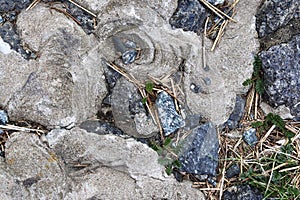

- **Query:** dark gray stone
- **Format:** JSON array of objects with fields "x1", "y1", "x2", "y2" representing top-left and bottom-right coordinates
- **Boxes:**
[
  {"x1": 259, "y1": 35, "x2": 300, "y2": 118},
  {"x1": 223, "y1": 184, "x2": 263, "y2": 200},
  {"x1": 243, "y1": 128, "x2": 257, "y2": 146},
  {"x1": 79, "y1": 120, "x2": 124, "y2": 135},
  {"x1": 0, "y1": 110, "x2": 8, "y2": 125},
  {"x1": 225, "y1": 164, "x2": 240, "y2": 179},
  {"x1": 179, "y1": 122, "x2": 219, "y2": 176},
  {"x1": 111, "y1": 77, "x2": 158, "y2": 138},
  {"x1": 0, "y1": 0, "x2": 31, "y2": 12},
  {"x1": 112, "y1": 36, "x2": 138, "y2": 65},
  {"x1": 0, "y1": 22, "x2": 36, "y2": 60},
  {"x1": 224, "y1": 95, "x2": 245, "y2": 130},
  {"x1": 207, "y1": 0, "x2": 224, "y2": 5},
  {"x1": 156, "y1": 91, "x2": 185, "y2": 136},
  {"x1": 169, "y1": 0, "x2": 208, "y2": 33},
  {"x1": 256, "y1": 0, "x2": 299, "y2": 38}
]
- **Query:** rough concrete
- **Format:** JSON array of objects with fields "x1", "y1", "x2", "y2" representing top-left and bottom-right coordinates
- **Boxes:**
[
  {"x1": 0, "y1": 129, "x2": 205, "y2": 199},
  {"x1": 3, "y1": 5, "x2": 107, "y2": 128}
]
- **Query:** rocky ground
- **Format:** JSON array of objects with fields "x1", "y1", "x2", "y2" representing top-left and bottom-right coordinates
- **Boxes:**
[{"x1": 0, "y1": 0, "x2": 299, "y2": 199}]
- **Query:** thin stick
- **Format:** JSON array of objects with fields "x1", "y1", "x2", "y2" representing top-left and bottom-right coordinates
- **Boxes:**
[
  {"x1": 279, "y1": 165, "x2": 300, "y2": 173},
  {"x1": 265, "y1": 153, "x2": 277, "y2": 196},
  {"x1": 211, "y1": 20, "x2": 228, "y2": 51},
  {"x1": 260, "y1": 124, "x2": 276, "y2": 151},
  {"x1": 67, "y1": 0, "x2": 97, "y2": 17},
  {"x1": 26, "y1": 0, "x2": 41, "y2": 11},
  {"x1": 199, "y1": 0, "x2": 237, "y2": 22},
  {"x1": 154, "y1": 106, "x2": 164, "y2": 141},
  {"x1": 254, "y1": 92, "x2": 259, "y2": 120},
  {"x1": 202, "y1": 17, "x2": 209, "y2": 69},
  {"x1": 0, "y1": 124, "x2": 45, "y2": 133},
  {"x1": 219, "y1": 143, "x2": 227, "y2": 200}
]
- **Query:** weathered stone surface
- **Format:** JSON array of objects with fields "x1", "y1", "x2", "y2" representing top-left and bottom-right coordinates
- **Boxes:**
[
  {"x1": 79, "y1": 120, "x2": 124, "y2": 135},
  {"x1": 223, "y1": 184, "x2": 263, "y2": 200},
  {"x1": 111, "y1": 77, "x2": 159, "y2": 138},
  {"x1": 243, "y1": 128, "x2": 258, "y2": 146},
  {"x1": 183, "y1": 0, "x2": 260, "y2": 124},
  {"x1": 0, "y1": 109, "x2": 8, "y2": 124},
  {"x1": 4, "y1": 5, "x2": 107, "y2": 128},
  {"x1": 0, "y1": 128, "x2": 205, "y2": 199},
  {"x1": 3, "y1": 132, "x2": 67, "y2": 199},
  {"x1": 169, "y1": 0, "x2": 208, "y2": 33},
  {"x1": 226, "y1": 164, "x2": 240, "y2": 179},
  {"x1": 156, "y1": 91, "x2": 185, "y2": 136},
  {"x1": 256, "y1": 0, "x2": 299, "y2": 38},
  {"x1": 179, "y1": 122, "x2": 219, "y2": 176},
  {"x1": 224, "y1": 95, "x2": 245, "y2": 130},
  {"x1": 259, "y1": 35, "x2": 300, "y2": 118}
]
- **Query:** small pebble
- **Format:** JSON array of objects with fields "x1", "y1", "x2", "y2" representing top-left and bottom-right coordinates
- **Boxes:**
[
  {"x1": 243, "y1": 128, "x2": 258, "y2": 146},
  {"x1": 190, "y1": 83, "x2": 202, "y2": 93},
  {"x1": 226, "y1": 164, "x2": 240, "y2": 178},
  {"x1": 0, "y1": 110, "x2": 8, "y2": 125}
]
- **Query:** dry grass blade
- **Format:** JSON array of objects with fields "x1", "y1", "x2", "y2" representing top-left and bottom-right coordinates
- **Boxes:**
[
  {"x1": 26, "y1": 0, "x2": 41, "y2": 11},
  {"x1": 67, "y1": 0, "x2": 97, "y2": 17},
  {"x1": 199, "y1": 0, "x2": 236, "y2": 22},
  {"x1": 0, "y1": 124, "x2": 45, "y2": 134},
  {"x1": 211, "y1": 19, "x2": 228, "y2": 51}
]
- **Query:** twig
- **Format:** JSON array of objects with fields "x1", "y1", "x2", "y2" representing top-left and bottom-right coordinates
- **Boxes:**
[
  {"x1": 211, "y1": 19, "x2": 228, "y2": 51},
  {"x1": 0, "y1": 124, "x2": 45, "y2": 134},
  {"x1": 202, "y1": 17, "x2": 209, "y2": 69},
  {"x1": 260, "y1": 124, "x2": 276, "y2": 151},
  {"x1": 67, "y1": 0, "x2": 97, "y2": 17},
  {"x1": 199, "y1": 0, "x2": 237, "y2": 22},
  {"x1": 254, "y1": 92, "x2": 259, "y2": 119},
  {"x1": 26, "y1": 0, "x2": 41, "y2": 11}
]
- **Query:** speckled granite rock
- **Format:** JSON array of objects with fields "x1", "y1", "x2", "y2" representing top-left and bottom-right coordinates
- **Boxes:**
[
  {"x1": 259, "y1": 35, "x2": 300, "y2": 118},
  {"x1": 256, "y1": 0, "x2": 299, "y2": 38},
  {"x1": 179, "y1": 122, "x2": 219, "y2": 177}
]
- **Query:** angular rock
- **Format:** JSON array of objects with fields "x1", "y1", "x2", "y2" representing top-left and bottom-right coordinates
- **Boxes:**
[
  {"x1": 79, "y1": 120, "x2": 124, "y2": 135},
  {"x1": 224, "y1": 95, "x2": 245, "y2": 130},
  {"x1": 169, "y1": 0, "x2": 208, "y2": 33},
  {"x1": 156, "y1": 91, "x2": 185, "y2": 136},
  {"x1": 226, "y1": 164, "x2": 240, "y2": 179},
  {"x1": 3, "y1": 132, "x2": 67, "y2": 199},
  {"x1": 0, "y1": 109, "x2": 8, "y2": 125},
  {"x1": 223, "y1": 184, "x2": 263, "y2": 200},
  {"x1": 5, "y1": 5, "x2": 107, "y2": 128},
  {"x1": 111, "y1": 77, "x2": 159, "y2": 138},
  {"x1": 0, "y1": 128, "x2": 205, "y2": 199},
  {"x1": 179, "y1": 122, "x2": 219, "y2": 176},
  {"x1": 243, "y1": 128, "x2": 257, "y2": 146},
  {"x1": 259, "y1": 35, "x2": 300, "y2": 118},
  {"x1": 256, "y1": 0, "x2": 299, "y2": 38}
]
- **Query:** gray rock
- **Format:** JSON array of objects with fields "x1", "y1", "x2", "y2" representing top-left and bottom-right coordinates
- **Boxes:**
[
  {"x1": 223, "y1": 184, "x2": 263, "y2": 200},
  {"x1": 3, "y1": 132, "x2": 67, "y2": 199},
  {"x1": 260, "y1": 35, "x2": 300, "y2": 118},
  {"x1": 111, "y1": 77, "x2": 159, "y2": 138},
  {"x1": 0, "y1": 128, "x2": 205, "y2": 199},
  {"x1": 256, "y1": 0, "x2": 299, "y2": 38},
  {"x1": 5, "y1": 5, "x2": 107, "y2": 128},
  {"x1": 156, "y1": 91, "x2": 185, "y2": 136},
  {"x1": 179, "y1": 122, "x2": 219, "y2": 176},
  {"x1": 79, "y1": 120, "x2": 124, "y2": 135},
  {"x1": 226, "y1": 164, "x2": 240, "y2": 179},
  {"x1": 243, "y1": 128, "x2": 258, "y2": 146},
  {"x1": 0, "y1": 109, "x2": 8, "y2": 124},
  {"x1": 224, "y1": 95, "x2": 245, "y2": 130},
  {"x1": 169, "y1": 0, "x2": 208, "y2": 33}
]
